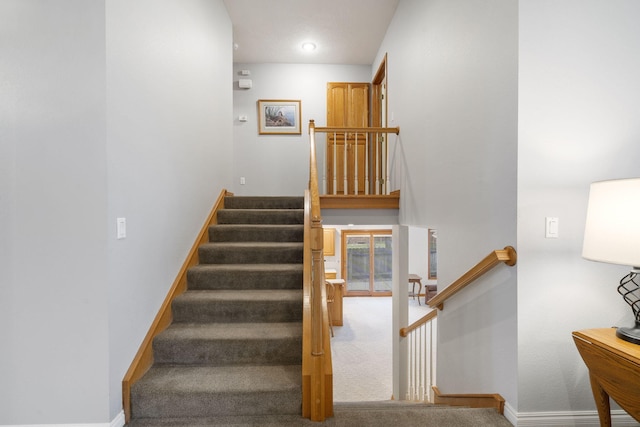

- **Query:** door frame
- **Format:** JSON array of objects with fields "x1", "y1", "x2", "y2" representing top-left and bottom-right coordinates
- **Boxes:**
[
  {"x1": 371, "y1": 54, "x2": 388, "y2": 194},
  {"x1": 372, "y1": 53, "x2": 387, "y2": 128},
  {"x1": 341, "y1": 229, "x2": 393, "y2": 297}
]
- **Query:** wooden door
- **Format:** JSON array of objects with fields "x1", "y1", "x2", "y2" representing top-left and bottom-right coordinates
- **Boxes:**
[{"x1": 326, "y1": 82, "x2": 370, "y2": 194}]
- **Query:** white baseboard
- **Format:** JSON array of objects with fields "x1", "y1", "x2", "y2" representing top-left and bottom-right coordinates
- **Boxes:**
[
  {"x1": 1, "y1": 411, "x2": 125, "y2": 427},
  {"x1": 504, "y1": 402, "x2": 518, "y2": 425},
  {"x1": 514, "y1": 409, "x2": 638, "y2": 426},
  {"x1": 110, "y1": 411, "x2": 125, "y2": 427}
]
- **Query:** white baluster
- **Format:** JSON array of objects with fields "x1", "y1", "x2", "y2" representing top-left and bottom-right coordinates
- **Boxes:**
[{"x1": 354, "y1": 133, "x2": 358, "y2": 195}]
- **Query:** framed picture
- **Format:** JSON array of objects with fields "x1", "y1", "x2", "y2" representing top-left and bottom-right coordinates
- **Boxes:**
[
  {"x1": 257, "y1": 99, "x2": 301, "y2": 135},
  {"x1": 428, "y1": 228, "x2": 437, "y2": 280}
]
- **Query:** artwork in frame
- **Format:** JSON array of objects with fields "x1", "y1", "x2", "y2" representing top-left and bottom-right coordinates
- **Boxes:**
[
  {"x1": 257, "y1": 99, "x2": 302, "y2": 135},
  {"x1": 428, "y1": 228, "x2": 437, "y2": 280}
]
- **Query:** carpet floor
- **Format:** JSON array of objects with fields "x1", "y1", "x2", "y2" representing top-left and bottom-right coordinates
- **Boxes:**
[
  {"x1": 332, "y1": 296, "x2": 432, "y2": 402},
  {"x1": 127, "y1": 401, "x2": 512, "y2": 426}
]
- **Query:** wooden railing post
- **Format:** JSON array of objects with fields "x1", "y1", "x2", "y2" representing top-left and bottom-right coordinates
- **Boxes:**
[
  {"x1": 310, "y1": 219, "x2": 325, "y2": 419},
  {"x1": 303, "y1": 120, "x2": 333, "y2": 421}
]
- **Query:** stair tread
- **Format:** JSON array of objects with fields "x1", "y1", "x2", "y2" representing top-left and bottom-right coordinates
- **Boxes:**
[
  {"x1": 210, "y1": 224, "x2": 304, "y2": 229},
  {"x1": 223, "y1": 196, "x2": 304, "y2": 210},
  {"x1": 135, "y1": 365, "x2": 302, "y2": 393},
  {"x1": 221, "y1": 208, "x2": 303, "y2": 212},
  {"x1": 188, "y1": 264, "x2": 302, "y2": 272},
  {"x1": 177, "y1": 289, "x2": 302, "y2": 302},
  {"x1": 158, "y1": 322, "x2": 302, "y2": 340},
  {"x1": 200, "y1": 242, "x2": 303, "y2": 248}
]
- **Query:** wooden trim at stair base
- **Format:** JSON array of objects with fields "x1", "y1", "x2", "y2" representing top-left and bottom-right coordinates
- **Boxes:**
[
  {"x1": 433, "y1": 386, "x2": 505, "y2": 415},
  {"x1": 319, "y1": 193, "x2": 399, "y2": 209},
  {"x1": 121, "y1": 189, "x2": 232, "y2": 424}
]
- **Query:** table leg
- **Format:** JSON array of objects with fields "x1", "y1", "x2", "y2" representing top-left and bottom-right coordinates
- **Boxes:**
[{"x1": 589, "y1": 373, "x2": 612, "y2": 427}]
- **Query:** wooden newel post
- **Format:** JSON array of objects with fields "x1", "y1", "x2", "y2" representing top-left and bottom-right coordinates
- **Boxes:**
[
  {"x1": 311, "y1": 218, "x2": 324, "y2": 356},
  {"x1": 310, "y1": 216, "x2": 326, "y2": 419},
  {"x1": 306, "y1": 118, "x2": 331, "y2": 421}
]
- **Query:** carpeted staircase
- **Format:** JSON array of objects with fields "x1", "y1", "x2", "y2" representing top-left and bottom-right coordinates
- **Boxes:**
[
  {"x1": 128, "y1": 196, "x2": 305, "y2": 425},
  {"x1": 126, "y1": 195, "x2": 514, "y2": 426}
]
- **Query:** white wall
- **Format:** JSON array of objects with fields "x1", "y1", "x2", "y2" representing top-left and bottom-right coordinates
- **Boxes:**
[
  {"x1": 0, "y1": 0, "x2": 232, "y2": 424},
  {"x1": 231, "y1": 63, "x2": 371, "y2": 196},
  {"x1": 0, "y1": 1, "x2": 109, "y2": 423},
  {"x1": 518, "y1": 0, "x2": 640, "y2": 416},
  {"x1": 374, "y1": 0, "x2": 518, "y2": 408},
  {"x1": 106, "y1": 0, "x2": 232, "y2": 420},
  {"x1": 408, "y1": 226, "x2": 432, "y2": 286}
]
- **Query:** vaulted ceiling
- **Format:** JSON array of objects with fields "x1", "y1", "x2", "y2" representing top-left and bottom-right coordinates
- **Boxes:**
[{"x1": 223, "y1": 0, "x2": 399, "y2": 65}]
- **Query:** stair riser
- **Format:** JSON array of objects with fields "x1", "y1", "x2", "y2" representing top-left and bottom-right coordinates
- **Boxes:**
[
  {"x1": 209, "y1": 225, "x2": 303, "y2": 242},
  {"x1": 224, "y1": 196, "x2": 304, "y2": 210},
  {"x1": 217, "y1": 210, "x2": 304, "y2": 225},
  {"x1": 198, "y1": 246, "x2": 303, "y2": 264},
  {"x1": 172, "y1": 300, "x2": 302, "y2": 323},
  {"x1": 153, "y1": 337, "x2": 302, "y2": 366},
  {"x1": 187, "y1": 269, "x2": 303, "y2": 290},
  {"x1": 131, "y1": 390, "x2": 301, "y2": 418}
]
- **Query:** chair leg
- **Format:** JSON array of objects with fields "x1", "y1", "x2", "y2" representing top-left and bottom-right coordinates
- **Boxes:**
[{"x1": 328, "y1": 303, "x2": 334, "y2": 337}]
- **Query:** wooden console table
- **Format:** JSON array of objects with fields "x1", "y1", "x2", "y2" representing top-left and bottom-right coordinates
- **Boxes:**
[
  {"x1": 408, "y1": 274, "x2": 422, "y2": 305},
  {"x1": 326, "y1": 279, "x2": 344, "y2": 326},
  {"x1": 572, "y1": 328, "x2": 640, "y2": 426}
]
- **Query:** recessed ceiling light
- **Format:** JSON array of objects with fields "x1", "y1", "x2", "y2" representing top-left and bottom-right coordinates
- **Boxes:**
[{"x1": 302, "y1": 42, "x2": 316, "y2": 52}]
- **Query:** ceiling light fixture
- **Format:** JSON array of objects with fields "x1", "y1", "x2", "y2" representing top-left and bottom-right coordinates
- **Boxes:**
[{"x1": 302, "y1": 42, "x2": 316, "y2": 52}]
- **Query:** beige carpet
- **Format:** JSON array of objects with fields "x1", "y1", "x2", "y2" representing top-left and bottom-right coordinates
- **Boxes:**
[{"x1": 331, "y1": 296, "x2": 433, "y2": 402}]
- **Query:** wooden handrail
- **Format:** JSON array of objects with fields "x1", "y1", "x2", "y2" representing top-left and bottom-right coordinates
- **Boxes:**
[
  {"x1": 122, "y1": 189, "x2": 231, "y2": 424},
  {"x1": 427, "y1": 246, "x2": 517, "y2": 311},
  {"x1": 400, "y1": 309, "x2": 438, "y2": 337},
  {"x1": 313, "y1": 125, "x2": 400, "y2": 134}
]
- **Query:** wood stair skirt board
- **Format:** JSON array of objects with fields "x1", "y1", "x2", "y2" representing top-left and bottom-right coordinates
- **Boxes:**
[
  {"x1": 433, "y1": 386, "x2": 505, "y2": 415},
  {"x1": 123, "y1": 191, "x2": 305, "y2": 424}
]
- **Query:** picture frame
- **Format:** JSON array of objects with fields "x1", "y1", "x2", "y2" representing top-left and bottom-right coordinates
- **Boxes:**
[
  {"x1": 428, "y1": 228, "x2": 437, "y2": 280},
  {"x1": 257, "y1": 99, "x2": 302, "y2": 135}
]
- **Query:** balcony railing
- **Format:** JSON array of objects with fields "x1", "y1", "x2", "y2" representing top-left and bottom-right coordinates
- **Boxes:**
[{"x1": 309, "y1": 120, "x2": 400, "y2": 196}]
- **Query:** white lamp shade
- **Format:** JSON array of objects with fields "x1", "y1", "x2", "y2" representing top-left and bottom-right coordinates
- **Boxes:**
[{"x1": 582, "y1": 178, "x2": 640, "y2": 267}]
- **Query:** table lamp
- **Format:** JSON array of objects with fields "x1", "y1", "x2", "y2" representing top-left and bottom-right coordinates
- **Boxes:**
[{"x1": 582, "y1": 178, "x2": 640, "y2": 344}]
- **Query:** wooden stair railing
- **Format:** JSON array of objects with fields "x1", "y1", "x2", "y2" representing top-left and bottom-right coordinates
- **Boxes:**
[
  {"x1": 310, "y1": 120, "x2": 400, "y2": 196},
  {"x1": 400, "y1": 310, "x2": 438, "y2": 402},
  {"x1": 121, "y1": 189, "x2": 232, "y2": 424},
  {"x1": 398, "y1": 246, "x2": 517, "y2": 410},
  {"x1": 302, "y1": 121, "x2": 333, "y2": 421},
  {"x1": 400, "y1": 309, "x2": 438, "y2": 338},
  {"x1": 428, "y1": 246, "x2": 517, "y2": 311}
]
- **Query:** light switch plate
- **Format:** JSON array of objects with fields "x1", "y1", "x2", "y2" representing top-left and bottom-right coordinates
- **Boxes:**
[
  {"x1": 545, "y1": 217, "x2": 559, "y2": 238},
  {"x1": 117, "y1": 217, "x2": 126, "y2": 239}
]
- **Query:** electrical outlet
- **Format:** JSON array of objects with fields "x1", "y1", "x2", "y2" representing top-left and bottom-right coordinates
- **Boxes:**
[{"x1": 240, "y1": 177, "x2": 246, "y2": 185}]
